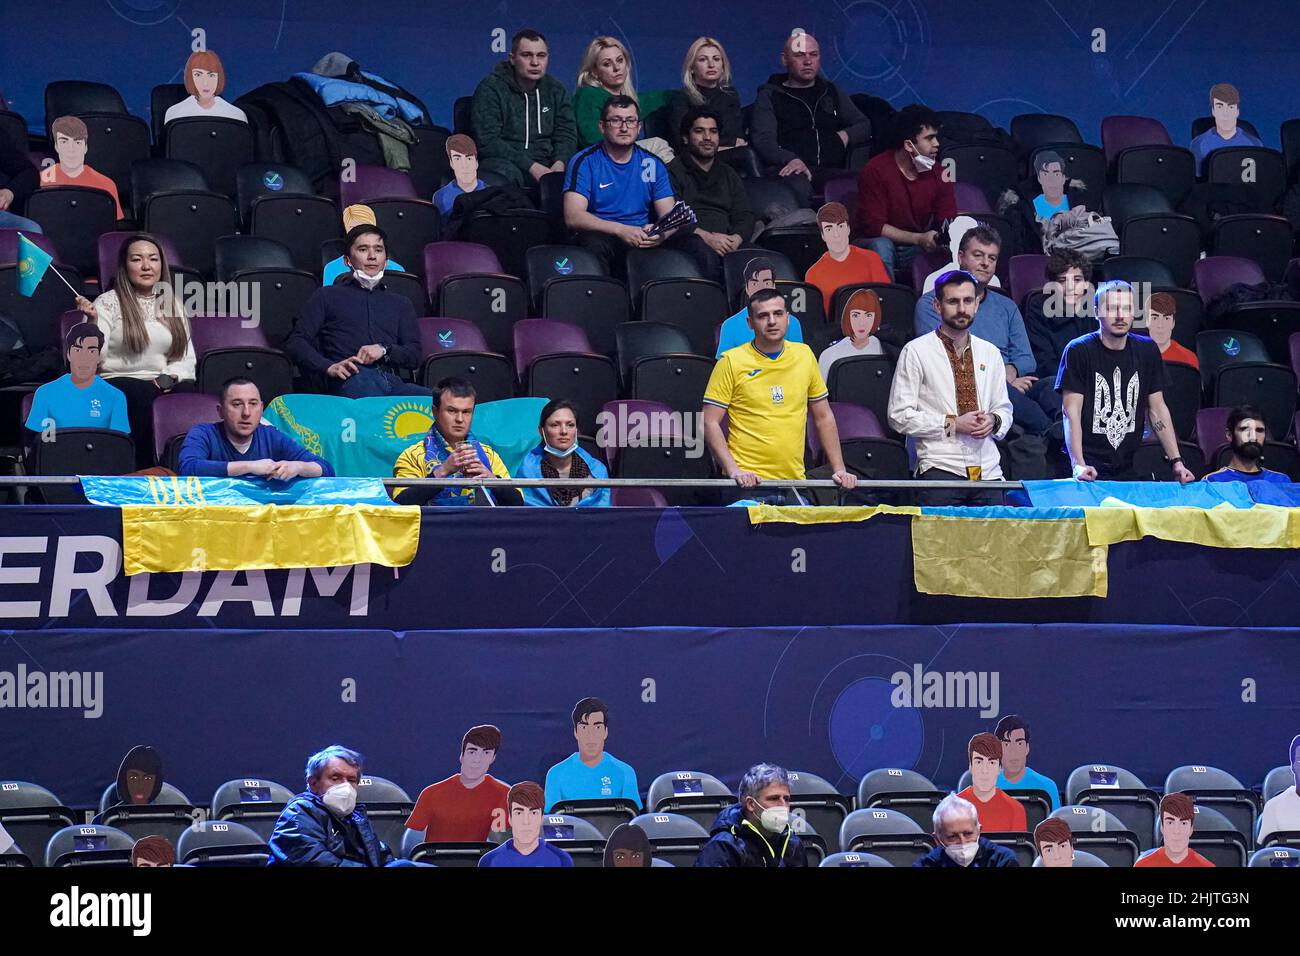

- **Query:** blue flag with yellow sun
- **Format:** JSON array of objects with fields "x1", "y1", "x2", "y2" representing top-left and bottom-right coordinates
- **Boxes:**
[
  {"x1": 16, "y1": 232, "x2": 53, "y2": 297},
  {"x1": 262, "y1": 394, "x2": 548, "y2": 477}
]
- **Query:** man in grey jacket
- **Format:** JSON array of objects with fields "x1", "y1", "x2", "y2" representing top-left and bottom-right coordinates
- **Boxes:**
[{"x1": 750, "y1": 31, "x2": 870, "y2": 204}]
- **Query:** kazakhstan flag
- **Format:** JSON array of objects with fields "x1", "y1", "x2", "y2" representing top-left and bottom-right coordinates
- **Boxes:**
[{"x1": 16, "y1": 232, "x2": 53, "y2": 298}]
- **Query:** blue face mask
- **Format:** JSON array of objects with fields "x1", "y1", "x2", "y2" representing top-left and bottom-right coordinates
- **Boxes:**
[{"x1": 544, "y1": 442, "x2": 576, "y2": 458}]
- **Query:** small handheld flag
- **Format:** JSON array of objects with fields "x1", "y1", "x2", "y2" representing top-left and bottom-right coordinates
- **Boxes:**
[{"x1": 16, "y1": 232, "x2": 78, "y2": 298}]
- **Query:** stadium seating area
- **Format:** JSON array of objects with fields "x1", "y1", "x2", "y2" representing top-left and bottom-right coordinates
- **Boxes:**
[
  {"x1": 3, "y1": 759, "x2": 1295, "y2": 867},
  {"x1": 6, "y1": 76, "x2": 1300, "y2": 487}
]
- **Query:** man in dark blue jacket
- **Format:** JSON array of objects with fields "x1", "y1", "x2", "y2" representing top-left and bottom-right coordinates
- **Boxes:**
[
  {"x1": 695, "y1": 763, "x2": 806, "y2": 867},
  {"x1": 914, "y1": 793, "x2": 1019, "y2": 868},
  {"x1": 286, "y1": 225, "x2": 428, "y2": 398},
  {"x1": 268, "y1": 744, "x2": 415, "y2": 866}
]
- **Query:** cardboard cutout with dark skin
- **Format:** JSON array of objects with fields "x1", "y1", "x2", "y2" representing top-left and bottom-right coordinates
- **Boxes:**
[
  {"x1": 116, "y1": 744, "x2": 164, "y2": 807},
  {"x1": 603, "y1": 822, "x2": 653, "y2": 867}
]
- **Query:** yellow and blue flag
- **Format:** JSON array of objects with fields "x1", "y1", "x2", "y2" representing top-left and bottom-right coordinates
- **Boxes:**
[{"x1": 16, "y1": 232, "x2": 52, "y2": 298}]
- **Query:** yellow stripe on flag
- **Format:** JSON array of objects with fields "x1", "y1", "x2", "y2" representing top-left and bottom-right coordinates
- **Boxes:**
[
  {"x1": 120, "y1": 504, "x2": 422, "y2": 575},
  {"x1": 911, "y1": 514, "x2": 1108, "y2": 599},
  {"x1": 747, "y1": 504, "x2": 920, "y2": 525},
  {"x1": 1083, "y1": 505, "x2": 1300, "y2": 550}
]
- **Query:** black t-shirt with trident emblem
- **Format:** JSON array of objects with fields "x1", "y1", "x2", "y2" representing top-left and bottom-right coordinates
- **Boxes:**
[{"x1": 1055, "y1": 331, "x2": 1168, "y2": 476}]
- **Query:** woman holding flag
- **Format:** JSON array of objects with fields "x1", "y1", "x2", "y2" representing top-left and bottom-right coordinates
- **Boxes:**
[{"x1": 74, "y1": 233, "x2": 195, "y2": 468}]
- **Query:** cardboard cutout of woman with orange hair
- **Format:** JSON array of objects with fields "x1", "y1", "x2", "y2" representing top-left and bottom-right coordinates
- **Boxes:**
[
  {"x1": 164, "y1": 49, "x2": 248, "y2": 125},
  {"x1": 817, "y1": 287, "x2": 883, "y2": 381}
]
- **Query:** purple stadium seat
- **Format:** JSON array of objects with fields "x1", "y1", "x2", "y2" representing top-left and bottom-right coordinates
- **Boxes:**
[
  {"x1": 58, "y1": 309, "x2": 81, "y2": 346},
  {"x1": 1009, "y1": 254, "x2": 1049, "y2": 306},
  {"x1": 151, "y1": 391, "x2": 219, "y2": 466},
  {"x1": 20, "y1": 391, "x2": 33, "y2": 423},
  {"x1": 339, "y1": 164, "x2": 418, "y2": 208},
  {"x1": 1100, "y1": 115, "x2": 1173, "y2": 165},
  {"x1": 0, "y1": 228, "x2": 59, "y2": 264},
  {"x1": 417, "y1": 317, "x2": 491, "y2": 358},
  {"x1": 807, "y1": 401, "x2": 885, "y2": 462},
  {"x1": 954, "y1": 181, "x2": 992, "y2": 213},
  {"x1": 611, "y1": 486, "x2": 668, "y2": 507},
  {"x1": 598, "y1": 398, "x2": 677, "y2": 470},
  {"x1": 188, "y1": 314, "x2": 273, "y2": 355},
  {"x1": 1193, "y1": 256, "x2": 1267, "y2": 306},
  {"x1": 1290, "y1": 332, "x2": 1300, "y2": 383},
  {"x1": 1196, "y1": 407, "x2": 1232, "y2": 465},
  {"x1": 909, "y1": 248, "x2": 950, "y2": 291},
  {"x1": 98, "y1": 231, "x2": 185, "y2": 289},
  {"x1": 512, "y1": 318, "x2": 595, "y2": 380},
  {"x1": 422, "y1": 241, "x2": 504, "y2": 300},
  {"x1": 823, "y1": 174, "x2": 859, "y2": 218}
]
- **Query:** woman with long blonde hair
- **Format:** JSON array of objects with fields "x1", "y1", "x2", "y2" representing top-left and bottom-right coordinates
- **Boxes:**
[
  {"x1": 573, "y1": 36, "x2": 639, "y2": 147},
  {"x1": 74, "y1": 233, "x2": 195, "y2": 467},
  {"x1": 668, "y1": 37, "x2": 744, "y2": 149}
]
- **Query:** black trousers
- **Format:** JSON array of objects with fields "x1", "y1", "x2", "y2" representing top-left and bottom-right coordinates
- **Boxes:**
[
  {"x1": 917, "y1": 467, "x2": 1006, "y2": 507},
  {"x1": 107, "y1": 377, "x2": 194, "y2": 470},
  {"x1": 573, "y1": 229, "x2": 723, "y2": 283}
]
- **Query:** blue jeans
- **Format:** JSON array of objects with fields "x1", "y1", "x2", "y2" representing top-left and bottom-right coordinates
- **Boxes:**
[
  {"x1": 334, "y1": 366, "x2": 431, "y2": 399},
  {"x1": 856, "y1": 236, "x2": 916, "y2": 283},
  {"x1": 0, "y1": 210, "x2": 42, "y2": 233},
  {"x1": 1009, "y1": 378, "x2": 1061, "y2": 436}
]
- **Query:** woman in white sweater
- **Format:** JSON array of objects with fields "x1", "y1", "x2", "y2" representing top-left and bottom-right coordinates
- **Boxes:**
[{"x1": 75, "y1": 234, "x2": 195, "y2": 467}]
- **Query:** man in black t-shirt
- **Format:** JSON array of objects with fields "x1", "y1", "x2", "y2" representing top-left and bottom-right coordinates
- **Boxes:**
[{"x1": 1055, "y1": 280, "x2": 1195, "y2": 483}]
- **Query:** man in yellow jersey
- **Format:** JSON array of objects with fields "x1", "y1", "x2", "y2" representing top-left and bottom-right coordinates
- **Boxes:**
[{"x1": 702, "y1": 287, "x2": 857, "y2": 503}]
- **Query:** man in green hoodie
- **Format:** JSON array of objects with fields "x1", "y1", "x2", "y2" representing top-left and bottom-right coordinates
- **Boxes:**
[{"x1": 471, "y1": 29, "x2": 578, "y2": 188}]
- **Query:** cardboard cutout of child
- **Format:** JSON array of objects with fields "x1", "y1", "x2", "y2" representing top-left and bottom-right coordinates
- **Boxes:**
[
  {"x1": 1190, "y1": 83, "x2": 1262, "y2": 175},
  {"x1": 40, "y1": 115, "x2": 123, "y2": 219},
  {"x1": 434, "y1": 134, "x2": 487, "y2": 216},
  {"x1": 817, "y1": 287, "x2": 883, "y2": 381},
  {"x1": 165, "y1": 49, "x2": 248, "y2": 125},
  {"x1": 405, "y1": 724, "x2": 511, "y2": 843},
  {"x1": 804, "y1": 201, "x2": 889, "y2": 312},
  {"x1": 957, "y1": 733, "x2": 1027, "y2": 832}
]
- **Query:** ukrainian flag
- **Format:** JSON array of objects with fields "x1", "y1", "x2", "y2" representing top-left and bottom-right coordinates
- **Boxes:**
[{"x1": 16, "y1": 233, "x2": 52, "y2": 298}]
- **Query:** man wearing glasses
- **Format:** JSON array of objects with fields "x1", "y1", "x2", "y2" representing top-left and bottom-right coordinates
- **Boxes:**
[{"x1": 563, "y1": 95, "x2": 685, "y2": 276}]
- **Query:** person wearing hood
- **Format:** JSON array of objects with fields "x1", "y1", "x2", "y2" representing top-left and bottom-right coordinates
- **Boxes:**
[
  {"x1": 518, "y1": 399, "x2": 610, "y2": 507},
  {"x1": 749, "y1": 31, "x2": 869, "y2": 204},
  {"x1": 914, "y1": 793, "x2": 1019, "y2": 868},
  {"x1": 268, "y1": 745, "x2": 417, "y2": 866},
  {"x1": 695, "y1": 763, "x2": 806, "y2": 867},
  {"x1": 470, "y1": 29, "x2": 577, "y2": 189}
]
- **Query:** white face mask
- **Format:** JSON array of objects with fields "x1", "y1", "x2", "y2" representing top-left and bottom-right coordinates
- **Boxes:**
[
  {"x1": 908, "y1": 146, "x2": 936, "y2": 173},
  {"x1": 544, "y1": 442, "x2": 576, "y2": 457},
  {"x1": 944, "y1": 840, "x2": 979, "y2": 866},
  {"x1": 352, "y1": 269, "x2": 383, "y2": 289},
  {"x1": 758, "y1": 806, "x2": 790, "y2": 833},
  {"x1": 322, "y1": 782, "x2": 357, "y2": 817}
]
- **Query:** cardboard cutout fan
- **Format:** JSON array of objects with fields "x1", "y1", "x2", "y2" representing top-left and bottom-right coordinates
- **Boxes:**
[
  {"x1": 1137, "y1": 793, "x2": 1215, "y2": 867},
  {"x1": 1033, "y1": 818, "x2": 1075, "y2": 867},
  {"x1": 1190, "y1": 83, "x2": 1262, "y2": 174},
  {"x1": 957, "y1": 733, "x2": 1027, "y2": 832},
  {"x1": 116, "y1": 744, "x2": 164, "y2": 807},
  {"x1": 1140, "y1": 291, "x2": 1199, "y2": 369},
  {"x1": 993, "y1": 714, "x2": 1061, "y2": 810},
  {"x1": 405, "y1": 723, "x2": 510, "y2": 843},
  {"x1": 543, "y1": 697, "x2": 641, "y2": 810},
  {"x1": 603, "y1": 822, "x2": 652, "y2": 867},
  {"x1": 131, "y1": 835, "x2": 175, "y2": 867},
  {"x1": 817, "y1": 286, "x2": 883, "y2": 382},
  {"x1": 1258, "y1": 733, "x2": 1300, "y2": 844},
  {"x1": 434, "y1": 134, "x2": 487, "y2": 216},
  {"x1": 40, "y1": 115, "x2": 124, "y2": 220},
  {"x1": 805, "y1": 201, "x2": 889, "y2": 312},
  {"x1": 1031, "y1": 150, "x2": 1071, "y2": 222},
  {"x1": 165, "y1": 49, "x2": 248, "y2": 125}
]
